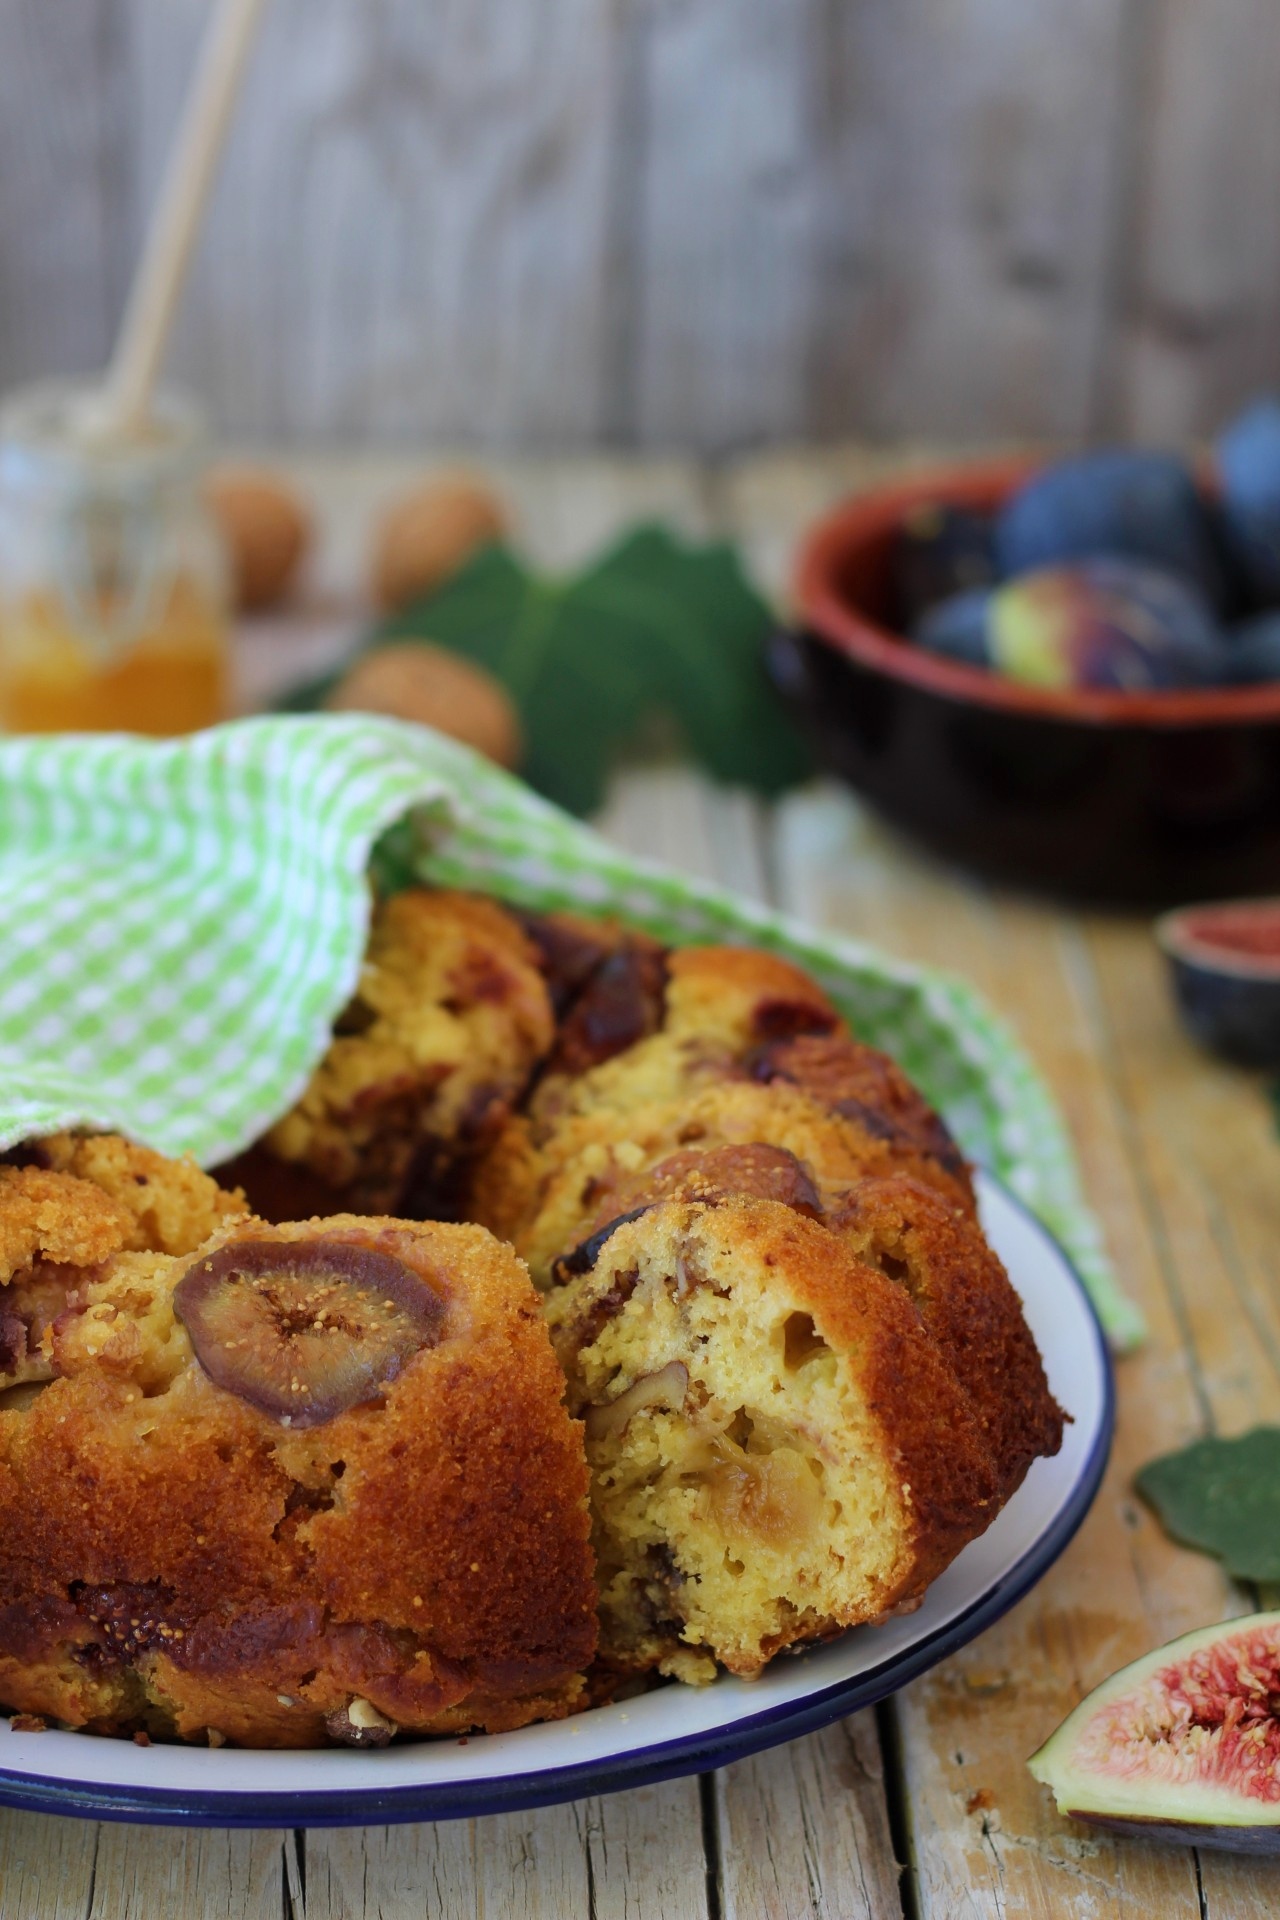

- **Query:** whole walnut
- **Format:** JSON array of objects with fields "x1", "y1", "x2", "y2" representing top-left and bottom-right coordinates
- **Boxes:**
[
  {"x1": 325, "y1": 642, "x2": 522, "y2": 769},
  {"x1": 206, "y1": 467, "x2": 311, "y2": 612},
  {"x1": 371, "y1": 476, "x2": 507, "y2": 612}
]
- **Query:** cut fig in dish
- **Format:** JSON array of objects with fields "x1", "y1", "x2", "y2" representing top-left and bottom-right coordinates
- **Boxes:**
[
  {"x1": 1029, "y1": 1612, "x2": 1280, "y2": 1853},
  {"x1": 174, "y1": 1238, "x2": 445, "y2": 1427},
  {"x1": 1156, "y1": 898, "x2": 1280, "y2": 1067}
]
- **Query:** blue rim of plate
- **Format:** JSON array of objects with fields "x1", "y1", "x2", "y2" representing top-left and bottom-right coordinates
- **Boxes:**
[{"x1": 0, "y1": 1176, "x2": 1114, "y2": 1828}]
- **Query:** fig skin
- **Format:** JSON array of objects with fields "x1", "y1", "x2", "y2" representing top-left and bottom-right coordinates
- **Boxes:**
[
  {"x1": 1029, "y1": 1610, "x2": 1280, "y2": 1852},
  {"x1": 1216, "y1": 396, "x2": 1280, "y2": 606},
  {"x1": 994, "y1": 449, "x2": 1230, "y2": 611},
  {"x1": 174, "y1": 1236, "x2": 445, "y2": 1427}
]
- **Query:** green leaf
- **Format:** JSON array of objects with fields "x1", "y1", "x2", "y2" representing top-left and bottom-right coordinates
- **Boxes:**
[
  {"x1": 283, "y1": 527, "x2": 813, "y2": 815},
  {"x1": 1136, "y1": 1429, "x2": 1280, "y2": 1583},
  {"x1": 574, "y1": 528, "x2": 813, "y2": 796}
]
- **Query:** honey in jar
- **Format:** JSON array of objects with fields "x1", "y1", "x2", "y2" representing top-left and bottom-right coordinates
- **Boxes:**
[{"x1": 0, "y1": 382, "x2": 229, "y2": 735}]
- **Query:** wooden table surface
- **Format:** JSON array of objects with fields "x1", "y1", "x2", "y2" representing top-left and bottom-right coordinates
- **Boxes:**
[{"x1": 3, "y1": 448, "x2": 1278, "y2": 1918}]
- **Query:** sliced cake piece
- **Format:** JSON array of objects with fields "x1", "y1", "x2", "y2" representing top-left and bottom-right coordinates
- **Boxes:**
[{"x1": 544, "y1": 1191, "x2": 1026, "y2": 1682}]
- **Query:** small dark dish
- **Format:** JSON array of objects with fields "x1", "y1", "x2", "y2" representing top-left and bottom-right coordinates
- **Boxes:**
[
  {"x1": 1156, "y1": 898, "x2": 1280, "y2": 1067},
  {"x1": 777, "y1": 458, "x2": 1280, "y2": 904}
]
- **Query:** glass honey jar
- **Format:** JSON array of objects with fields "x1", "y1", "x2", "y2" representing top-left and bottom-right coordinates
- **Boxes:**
[{"x1": 0, "y1": 381, "x2": 230, "y2": 735}]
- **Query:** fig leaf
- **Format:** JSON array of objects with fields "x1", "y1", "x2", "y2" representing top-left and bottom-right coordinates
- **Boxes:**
[
  {"x1": 282, "y1": 528, "x2": 813, "y2": 816},
  {"x1": 1136, "y1": 1428, "x2": 1280, "y2": 1583}
]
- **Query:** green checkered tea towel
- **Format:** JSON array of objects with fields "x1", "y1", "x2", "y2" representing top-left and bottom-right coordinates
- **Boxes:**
[{"x1": 0, "y1": 714, "x2": 1140, "y2": 1347}]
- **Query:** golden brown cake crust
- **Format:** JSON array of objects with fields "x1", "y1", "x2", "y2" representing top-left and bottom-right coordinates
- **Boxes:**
[
  {"x1": 34, "y1": 1131, "x2": 249, "y2": 1253},
  {"x1": 0, "y1": 1165, "x2": 134, "y2": 1283},
  {"x1": 243, "y1": 889, "x2": 554, "y2": 1217},
  {"x1": 746, "y1": 1034, "x2": 974, "y2": 1208},
  {"x1": 823, "y1": 1175, "x2": 1064, "y2": 1499},
  {"x1": 0, "y1": 1181, "x2": 596, "y2": 1746}
]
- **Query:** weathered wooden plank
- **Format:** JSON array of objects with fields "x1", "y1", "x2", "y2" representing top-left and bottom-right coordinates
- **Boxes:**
[
  {"x1": 634, "y1": 0, "x2": 1132, "y2": 449},
  {"x1": 579, "y1": 1784, "x2": 712, "y2": 1920},
  {"x1": 84, "y1": 1823, "x2": 288, "y2": 1920},
  {"x1": 0, "y1": 1808, "x2": 99, "y2": 1920},
  {"x1": 119, "y1": 0, "x2": 622, "y2": 445},
  {"x1": 822, "y1": 0, "x2": 1135, "y2": 448},
  {"x1": 598, "y1": 763, "x2": 772, "y2": 916},
  {"x1": 629, "y1": 0, "x2": 832, "y2": 450},
  {"x1": 1084, "y1": 919, "x2": 1280, "y2": 1434},
  {"x1": 1100, "y1": 0, "x2": 1280, "y2": 441},
  {"x1": 303, "y1": 1812, "x2": 590, "y2": 1920},
  {"x1": 6, "y1": 3, "x2": 1280, "y2": 450},
  {"x1": 303, "y1": 1786, "x2": 711, "y2": 1920},
  {"x1": 713, "y1": 1711, "x2": 903, "y2": 1920},
  {"x1": 0, "y1": 0, "x2": 123, "y2": 388}
]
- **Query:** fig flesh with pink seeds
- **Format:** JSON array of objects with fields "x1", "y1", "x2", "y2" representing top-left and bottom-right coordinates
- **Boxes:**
[
  {"x1": 174, "y1": 1237, "x2": 445, "y2": 1427},
  {"x1": 1029, "y1": 1612, "x2": 1280, "y2": 1853}
]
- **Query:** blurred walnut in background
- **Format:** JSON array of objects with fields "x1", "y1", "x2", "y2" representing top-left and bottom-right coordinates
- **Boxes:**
[
  {"x1": 371, "y1": 475, "x2": 508, "y2": 612},
  {"x1": 206, "y1": 466, "x2": 312, "y2": 612},
  {"x1": 326, "y1": 642, "x2": 522, "y2": 769}
]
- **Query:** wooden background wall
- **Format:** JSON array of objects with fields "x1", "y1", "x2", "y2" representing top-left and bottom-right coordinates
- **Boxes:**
[{"x1": 2, "y1": 0, "x2": 1279, "y2": 453}]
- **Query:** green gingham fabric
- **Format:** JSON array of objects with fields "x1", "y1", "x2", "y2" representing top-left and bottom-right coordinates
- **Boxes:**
[{"x1": 0, "y1": 714, "x2": 1141, "y2": 1348}]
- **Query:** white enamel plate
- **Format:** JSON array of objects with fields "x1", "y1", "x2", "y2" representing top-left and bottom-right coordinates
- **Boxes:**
[{"x1": 0, "y1": 1173, "x2": 1113, "y2": 1827}]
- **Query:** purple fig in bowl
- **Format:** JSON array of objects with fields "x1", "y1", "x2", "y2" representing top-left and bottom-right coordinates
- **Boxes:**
[
  {"x1": 911, "y1": 587, "x2": 992, "y2": 668},
  {"x1": 994, "y1": 448, "x2": 1231, "y2": 611},
  {"x1": 915, "y1": 558, "x2": 1223, "y2": 692},
  {"x1": 1029, "y1": 1612, "x2": 1280, "y2": 1852},
  {"x1": 1216, "y1": 396, "x2": 1280, "y2": 606}
]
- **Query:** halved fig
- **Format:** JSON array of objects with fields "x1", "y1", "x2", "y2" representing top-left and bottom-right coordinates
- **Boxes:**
[
  {"x1": 174, "y1": 1238, "x2": 445, "y2": 1427},
  {"x1": 1029, "y1": 1611, "x2": 1280, "y2": 1852}
]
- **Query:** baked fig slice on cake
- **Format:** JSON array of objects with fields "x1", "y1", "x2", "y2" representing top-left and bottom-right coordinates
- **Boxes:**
[{"x1": 1029, "y1": 1612, "x2": 1280, "y2": 1853}]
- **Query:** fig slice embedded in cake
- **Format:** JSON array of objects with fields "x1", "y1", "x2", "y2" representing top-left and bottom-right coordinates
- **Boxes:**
[{"x1": 174, "y1": 1237, "x2": 445, "y2": 1426}]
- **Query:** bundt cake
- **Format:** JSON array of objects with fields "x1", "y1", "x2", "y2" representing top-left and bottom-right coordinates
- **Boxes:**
[
  {"x1": 1, "y1": 886, "x2": 1065, "y2": 1735},
  {"x1": 0, "y1": 1147, "x2": 595, "y2": 1745}
]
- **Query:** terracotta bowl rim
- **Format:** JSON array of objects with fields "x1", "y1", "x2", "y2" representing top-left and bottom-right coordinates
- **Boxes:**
[{"x1": 791, "y1": 453, "x2": 1280, "y2": 730}]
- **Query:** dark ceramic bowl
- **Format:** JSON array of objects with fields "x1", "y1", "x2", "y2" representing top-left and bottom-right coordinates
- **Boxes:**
[
  {"x1": 777, "y1": 457, "x2": 1280, "y2": 905},
  {"x1": 1156, "y1": 898, "x2": 1280, "y2": 1067}
]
